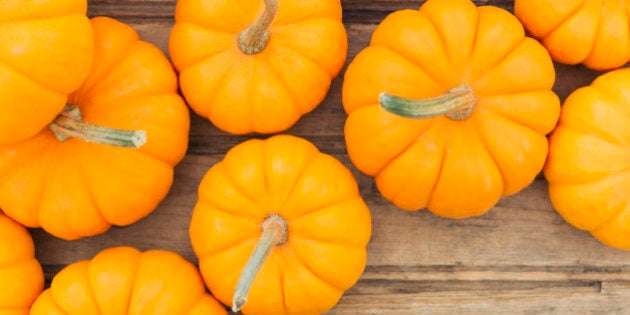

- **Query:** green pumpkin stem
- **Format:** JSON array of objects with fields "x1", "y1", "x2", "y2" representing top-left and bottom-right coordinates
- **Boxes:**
[
  {"x1": 48, "y1": 105, "x2": 146, "y2": 148},
  {"x1": 379, "y1": 84, "x2": 476, "y2": 120},
  {"x1": 238, "y1": 0, "x2": 279, "y2": 54},
  {"x1": 232, "y1": 214, "x2": 288, "y2": 312}
]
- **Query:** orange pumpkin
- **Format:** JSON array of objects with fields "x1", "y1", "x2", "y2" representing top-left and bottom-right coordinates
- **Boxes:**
[
  {"x1": 544, "y1": 69, "x2": 630, "y2": 250},
  {"x1": 169, "y1": 0, "x2": 347, "y2": 134},
  {"x1": 342, "y1": 0, "x2": 560, "y2": 218},
  {"x1": 190, "y1": 135, "x2": 371, "y2": 314},
  {"x1": 0, "y1": 17, "x2": 190, "y2": 240},
  {"x1": 515, "y1": 0, "x2": 630, "y2": 71},
  {"x1": 30, "y1": 246, "x2": 227, "y2": 314},
  {"x1": 0, "y1": 210, "x2": 44, "y2": 314},
  {"x1": 0, "y1": 0, "x2": 94, "y2": 144}
]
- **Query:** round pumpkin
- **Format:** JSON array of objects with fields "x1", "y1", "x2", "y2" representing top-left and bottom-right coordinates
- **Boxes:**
[
  {"x1": 0, "y1": 210, "x2": 44, "y2": 314},
  {"x1": 515, "y1": 0, "x2": 630, "y2": 71},
  {"x1": 544, "y1": 68, "x2": 630, "y2": 250},
  {"x1": 30, "y1": 246, "x2": 227, "y2": 314},
  {"x1": 169, "y1": 0, "x2": 347, "y2": 134},
  {"x1": 0, "y1": 0, "x2": 94, "y2": 144},
  {"x1": 0, "y1": 17, "x2": 190, "y2": 240},
  {"x1": 190, "y1": 135, "x2": 371, "y2": 314},
  {"x1": 342, "y1": 0, "x2": 560, "y2": 218}
]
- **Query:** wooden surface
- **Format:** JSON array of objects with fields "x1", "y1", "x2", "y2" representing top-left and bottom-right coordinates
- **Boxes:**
[{"x1": 32, "y1": 0, "x2": 630, "y2": 313}]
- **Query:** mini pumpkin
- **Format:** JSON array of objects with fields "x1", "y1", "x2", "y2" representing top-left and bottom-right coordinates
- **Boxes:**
[
  {"x1": 342, "y1": 0, "x2": 560, "y2": 218},
  {"x1": 515, "y1": 0, "x2": 630, "y2": 71},
  {"x1": 544, "y1": 68, "x2": 630, "y2": 250},
  {"x1": 0, "y1": 0, "x2": 94, "y2": 144},
  {"x1": 30, "y1": 246, "x2": 227, "y2": 314},
  {"x1": 190, "y1": 135, "x2": 371, "y2": 314},
  {"x1": 169, "y1": 0, "x2": 347, "y2": 134},
  {"x1": 0, "y1": 210, "x2": 44, "y2": 314},
  {"x1": 0, "y1": 17, "x2": 190, "y2": 240}
]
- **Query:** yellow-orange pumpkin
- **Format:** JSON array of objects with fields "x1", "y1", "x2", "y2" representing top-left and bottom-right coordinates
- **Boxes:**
[
  {"x1": 190, "y1": 135, "x2": 371, "y2": 314},
  {"x1": 343, "y1": 0, "x2": 560, "y2": 218},
  {"x1": 515, "y1": 0, "x2": 630, "y2": 71},
  {"x1": 169, "y1": 0, "x2": 347, "y2": 134},
  {"x1": 0, "y1": 0, "x2": 93, "y2": 144},
  {"x1": 545, "y1": 69, "x2": 630, "y2": 250},
  {"x1": 0, "y1": 210, "x2": 44, "y2": 314},
  {"x1": 0, "y1": 17, "x2": 190, "y2": 240},
  {"x1": 30, "y1": 246, "x2": 227, "y2": 314}
]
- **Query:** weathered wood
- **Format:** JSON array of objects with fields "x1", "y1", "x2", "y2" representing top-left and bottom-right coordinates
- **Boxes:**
[{"x1": 29, "y1": 1, "x2": 630, "y2": 314}]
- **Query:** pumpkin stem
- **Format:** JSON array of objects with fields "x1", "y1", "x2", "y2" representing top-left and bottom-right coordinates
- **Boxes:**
[
  {"x1": 48, "y1": 105, "x2": 146, "y2": 148},
  {"x1": 379, "y1": 84, "x2": 476, "y2": 120},
  {"x1": 232, "y1": 214, "x2": 288, "y2": 312},
  {"x1": 238, "y1": 0, "x2": 279, "y2": 54}
]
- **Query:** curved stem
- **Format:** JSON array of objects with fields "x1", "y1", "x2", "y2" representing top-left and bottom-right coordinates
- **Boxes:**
[
  {"x1": 232, "y1": 214, "x2": 288, "y2": 312},
  {"x1": 238, "y1": 0, "x2": 279, "y2": 54},
  {"x1": 48, "y1": 105, "x2": 146, "y2": 148},
  {"x1": 379, "y1": 84, "x2": 476, "y2": 121}
]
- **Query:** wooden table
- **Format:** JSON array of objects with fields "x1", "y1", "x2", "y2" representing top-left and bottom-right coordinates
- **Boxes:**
[{"x1": 33, "y1": 0, "x2": 630, "y2": 313}]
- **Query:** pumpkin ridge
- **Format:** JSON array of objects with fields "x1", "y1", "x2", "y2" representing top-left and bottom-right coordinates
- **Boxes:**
[
  {"x1": 373, "y1": 121, "x2": 442, "y2": 199},
  {"x1": 283, "y1": 244, "x2": 346, "y2": 292},
  {"x1": 0, "y1": 12, "x2": 83, "y2": 27},
  {"x1": 561, "y1": 107, "x2": 628, "y2": 147},
  {"x1": 580, "y1": 0, "x2": 609, "y2": 66},
  {"x1": 425, "y1": 124, "x2": 453, "y2": 208},
  {"x1": 420, "y1": 4, "x2": 476, "y2": 75},
  {"x1": 471, "y1": 118, "x2": 510, "y2": 194},
  {"x1": 269, "y1": 27, "x2": 336, "y2": 79},
  {"x1": 77, "y1": 150, "x2": 111, "y2": 236},
  {"x1": 259, "y1": 55, "x2": 308, "y2": 117},
  {"x1": 373, "y1": 43, "x2": 452, "y2": 89},
  {"x1": 0, "y1": 56, "x2": 67, "y2": 97},
  {"x1": 186, "y1": 52, "x2": 240, "y2": 119},
  {"x1": 537, "y1": 0, "x2": 590, "y2": 39},
  {"x1": 84, "y1": 259, "x2": 105, "y2": 315},
  {"x1": 220, "y1": 160, "x2": 265, "y2": 209},
  {"x1": 0, "y1": 14, "x2": 90, "y2": 95},
  {"x1": 196, "y1": 194, "x2": 260, "y2": 221},
  {"x1": 274, "y1": 148, "x2": 319, "y2": 218},
  {"x1": 468, "y1": 37, "x2": 526, "y2": 87},
  {"x1": 172, "y1": 34, "x2": 235, "y2": 72}
]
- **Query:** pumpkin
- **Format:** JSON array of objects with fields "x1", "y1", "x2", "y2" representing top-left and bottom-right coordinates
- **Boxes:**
[
  {"x1": 342, "y1": 0, "x2": 560, "y2": 218},
  {"x1": 544, "y1": 69, "x2": 630, "y2": 250},
  {"x1": 0, "y1": 0, "x2": 93, "y2": 144},
  {"x1": 189, "y1": 135, "x2": 371, "y2": 314},
  {"x1": 0, "y1": 16, "x2": 190, "y2": 240},
  {"x1": 169, "y1": 0, "x2": 347, "y2": 134},
  {"x1": 29, "y1": 246, "x2": 227, "y2": 314},
  {"x1": 515, "y1": 0, "x2": 630, "y2": 71},
  {"x1": 0, "y1": 210, "x2": 44, "y2": 314}
]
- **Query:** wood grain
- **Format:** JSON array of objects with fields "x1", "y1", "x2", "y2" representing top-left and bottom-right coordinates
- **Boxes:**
[{"x1": 30, "y1": 1, "x2": 630, "y2": 314}]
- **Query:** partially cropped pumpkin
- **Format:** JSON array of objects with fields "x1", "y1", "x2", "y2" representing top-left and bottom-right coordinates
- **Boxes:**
[
  {"x1": 515, "y1": 0, "x2": 630, "y2": 71},
  {"x1": 0, "y1": 17, "x2": 190, "y2": 240},
  {"x1": 544, "y1": 69, "x2": 630, "y2": 250},
  {"x1": 0, "y1": 210, "x2": 44, "y2": 314},
  {"x1": 30, "y1": 246, "x2": 227, "y2": 314},
  {"x1": 190, "y1": 135, "x2": 371, "y2": 314},
  {"x1": 169, "y1": 0, "x2": 347, "y2": 134},
  {"x1": 342, "y1": 0, "x2": 560, "y2": 218},
  {"x1": 0, "y1": 0, "x2": 93, "y2": 144}
]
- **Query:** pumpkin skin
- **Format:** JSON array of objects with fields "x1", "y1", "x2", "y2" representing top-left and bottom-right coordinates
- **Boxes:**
[
  {"x1": 30, "y1": 246, "x2": 227, "y2": 314},
  {"x1": 0, "y1": 17, "x2": 190, "y2": 240},
  {"x1": 190, "y1": 135, "x2": 371, "y2": 314},
  {"x1": 0, "y1": 0, "x2": 93, "y2": 144},
  {"x1": 0, "y1": 210, "x2": 44, "y2": 315},
  {"x1": 544, "y1": 69, "x2": 630, "y2": 250},
  {"x1": 169, "y1": 0, "x2": 347, "y2": 134},
  {"x1": 515, "y1": 0, "x2": 630, "y2": 71},
  {"x1": 342, "y1": 0, "x2": 560, "y2": 218}
]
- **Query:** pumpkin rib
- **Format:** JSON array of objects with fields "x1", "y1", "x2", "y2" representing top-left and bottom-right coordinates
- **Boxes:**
[
  {"x1": 374, "y1": 43, "x2": 451, "y2": 89},
  {"x1": 469, "y1": 36, "x2": 526, "y2": 86},
  {"x1": 425, "y1": 125, "x2": 459, "y2": 208},
  {"x1": 170, "y1": 28, "x2": 235, "y2": 71},
  {"x1": 0, "y1": 57, "x2": 67, "y2": 97},
  {"x1": 578, "y1": 2, "x2": 607, "y2": 66},
  {"x1": 191, "y1": 206, "x2": 260, "y2": 257},
  {"x1": 219, "y1": 158, "x2": 266, "y2": 208},
  {"x1": 77, "y1": 150, "x2": 111, "y2": 237},
  {"x1": 470, "y1": 117, "x2": 510, "y2": 194},
  {"x1": 0, "y1": 15, "x2": 91, "y2": 95},
  {"x1": 377, "y1": 123, "x2": 444, "y2": 204},
  {"x1": 282, "y1": 245, "x2": 346, "y2": 292},
  {"x1": 536, "y1": 0, "x2": 590, "y2": 39},
  {"x1": 273, "y1": 149, "x2": 319, "y2": 218},
  {"x1": 0, "y1": 12, "x2": 85, "y2": 27}
]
